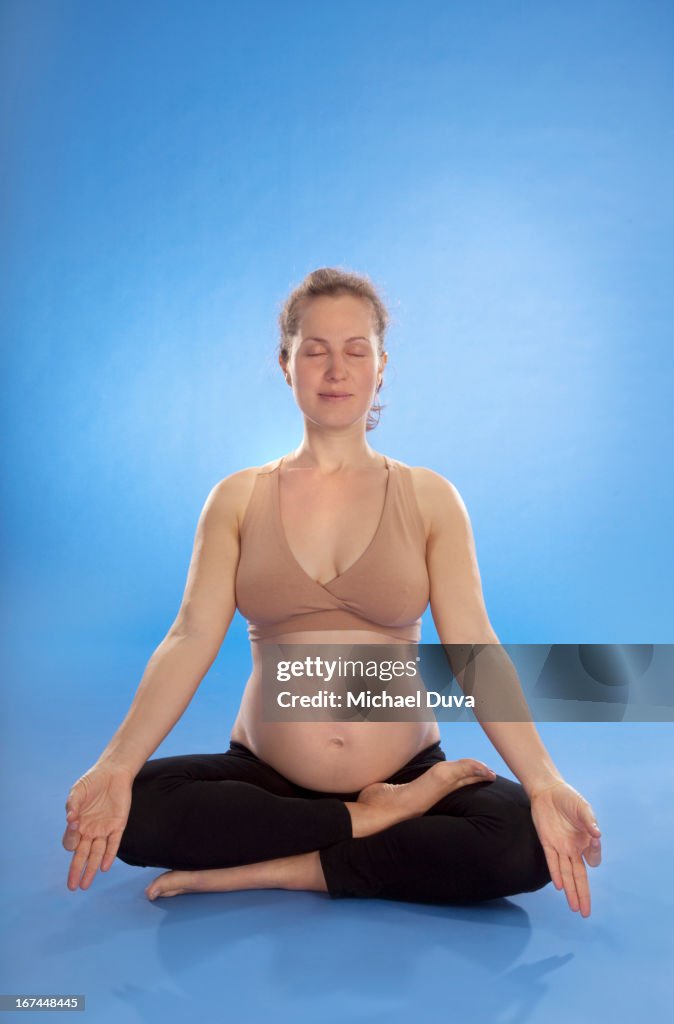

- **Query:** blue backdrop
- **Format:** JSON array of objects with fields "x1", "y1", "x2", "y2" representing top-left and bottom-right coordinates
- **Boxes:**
[{"x1": 1, "y1": 2, "x2": 672, "y2": 1022}]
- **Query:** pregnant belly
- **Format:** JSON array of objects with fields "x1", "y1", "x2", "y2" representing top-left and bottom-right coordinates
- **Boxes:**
[
  {"x1": 233, "y1": 717, "x2": 440, "y2": 793},
  {"x1": 231, "y1": 629, "x2": 441, "y2": 791}
]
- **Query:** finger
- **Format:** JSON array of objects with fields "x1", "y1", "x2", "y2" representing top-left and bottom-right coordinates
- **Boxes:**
[
  {"x1": 583, "y1": 836, "x2": 602, "y2": 868},
  {"x1": 79, "y1": 837, "x2": 107, "y2": 889},
  {"x1": 62, "y1": 825, "x2": 81, "y2": 852},
  {"x1": 541, "y1": 844, "x2": 563, "y2": 891},
  {"x1": 67, "y1": 836, "x2": 93, "y2": 890},
  {"x1": 559, "y1": 855, "x2": 580, "y2": 913},
  {"x1": 571, "y1": 853, "x2": 591, "y2": 917},
  {"x1": 100, "y1": 830, "x2": 124, "y2": 872}
]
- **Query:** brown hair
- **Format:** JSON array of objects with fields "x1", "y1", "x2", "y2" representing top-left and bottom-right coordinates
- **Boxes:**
[{"x1": 277, "y1": 266, "x2": 389, "y2": 431}]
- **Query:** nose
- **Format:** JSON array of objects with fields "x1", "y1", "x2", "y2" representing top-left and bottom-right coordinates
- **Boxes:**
[{"x1": 325, "y1": 355, "x2": 348, "y2": 380}]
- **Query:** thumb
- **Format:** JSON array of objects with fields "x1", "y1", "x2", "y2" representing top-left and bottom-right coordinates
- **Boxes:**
[
  {"x1": 582, "y1": 803, "x2": 601, "y2": 836},
  {"x1": 65, "y1": 783, "x2": 84, "y2": 819}
]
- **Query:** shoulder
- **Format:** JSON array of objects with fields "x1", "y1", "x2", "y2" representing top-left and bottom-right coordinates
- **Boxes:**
[
  {"x1": 202, "y1": 460, "x2": 278, "y2": 531},
  {"x1": 401, "y1": 463, "x2": 471, "y2": 540}
]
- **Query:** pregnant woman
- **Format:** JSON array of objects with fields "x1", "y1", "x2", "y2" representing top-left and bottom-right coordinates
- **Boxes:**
[{"x1": 62, "y1": 267, "x2": 602, "y2": 915}]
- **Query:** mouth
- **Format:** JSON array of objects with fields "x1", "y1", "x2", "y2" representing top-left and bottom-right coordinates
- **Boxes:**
[{"x1": 319, "y1": 393, "x2": 353, "y2": 400}]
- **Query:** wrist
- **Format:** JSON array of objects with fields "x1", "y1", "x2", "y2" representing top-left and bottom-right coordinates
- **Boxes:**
[
  {"x1": 95, "y1": 754, "x2": 137, "y2": 780},
  {"x1": 528, "y1": 777, "x2": 568, "y2": 801}
]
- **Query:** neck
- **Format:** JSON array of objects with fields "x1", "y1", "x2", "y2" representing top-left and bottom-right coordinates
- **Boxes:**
[{"x1": 287, "y1": 429, "x2": 383, "y2": 474}]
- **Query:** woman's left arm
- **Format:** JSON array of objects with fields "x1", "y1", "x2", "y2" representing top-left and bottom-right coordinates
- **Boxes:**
[{"x1": 417, "y1": 468, "x2": 603, "y2": 916}]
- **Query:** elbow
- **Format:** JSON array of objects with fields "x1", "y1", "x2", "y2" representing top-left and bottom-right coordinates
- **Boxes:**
[
  {"x1": 439, "y1": 627, "x2": 500, "y2": 647},
  {"x1": 165, "y1": 622, "x2": 226, "y2": 657}
]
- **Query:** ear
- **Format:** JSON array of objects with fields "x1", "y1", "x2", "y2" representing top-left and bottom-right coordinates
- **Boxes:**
[{"x1": 279, "y1": 355, "x2": 291, "y2": 383}]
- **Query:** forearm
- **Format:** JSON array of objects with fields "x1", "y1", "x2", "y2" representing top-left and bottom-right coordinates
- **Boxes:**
[
  {"x1": 447, "y1": 643, "x2": 565, "y2": 798},
  {"x1": 96, "y1": 631, "x2": 220, "y2": 779},
  {"x1": 476, "y1": 719, "x2": 564, "y2": 798}
]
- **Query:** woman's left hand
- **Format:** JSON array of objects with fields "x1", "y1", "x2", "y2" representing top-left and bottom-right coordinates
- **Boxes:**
[{"x1": 529, "y1": 780, "x2": 602, "y2": 918}]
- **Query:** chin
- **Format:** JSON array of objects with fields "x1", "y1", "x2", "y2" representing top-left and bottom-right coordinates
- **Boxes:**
[{"x1": 305, "y1": 399, "x2": 368, "y2": 420}]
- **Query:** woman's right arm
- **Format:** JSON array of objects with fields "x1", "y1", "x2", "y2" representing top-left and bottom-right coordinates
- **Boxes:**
[
  {"x1": 62, "y1": 472, "x2": 247, "y2": 888},
  {"x1": 93, "y1": 472, "x2": 244, "y2": 778}
]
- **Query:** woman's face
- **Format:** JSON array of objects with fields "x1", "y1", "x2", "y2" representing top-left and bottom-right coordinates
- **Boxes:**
[{"x1": 283, "y1": 294, "x2": 386, "y2": 428}]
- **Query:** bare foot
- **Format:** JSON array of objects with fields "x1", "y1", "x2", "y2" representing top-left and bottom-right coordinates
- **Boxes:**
[
  {"x1": 146, "y1": 870, "x2": 198, "y2": 900},
  {"x1": 353, "y1": 759, "x2": 496, "y2": 834},
  {"x1": 145, "y1": 851, "x2": 326, "y2": 901}
]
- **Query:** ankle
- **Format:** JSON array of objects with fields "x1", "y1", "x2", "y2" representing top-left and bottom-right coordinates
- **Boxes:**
[
  {"x1": 345, "y1": 801, "x2": 379, "y2": 838},
  {"x1": 345, "y1": 801, "x2": 399, "y2": 838}
]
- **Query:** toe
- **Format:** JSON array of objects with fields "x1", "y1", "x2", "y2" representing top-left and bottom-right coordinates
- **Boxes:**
[
  {"x1": 145, "y1": 870, "x2": 174, "y2": 900},
  {"x1": 146, "y1": 870, "x2": 198, "y2": 900}
]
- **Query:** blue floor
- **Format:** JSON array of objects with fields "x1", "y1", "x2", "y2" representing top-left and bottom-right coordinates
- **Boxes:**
[{"x1": 2, "y1": 641, "x2": 672, "y2": 1024}]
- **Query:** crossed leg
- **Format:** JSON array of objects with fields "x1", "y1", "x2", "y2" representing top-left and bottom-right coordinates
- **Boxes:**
[
  {"x1": 142, "y1": 769, "x2": 475, "y2": 900},
  {"x1": 116, "y1": 745, "x2": 549, "y2": 904}
]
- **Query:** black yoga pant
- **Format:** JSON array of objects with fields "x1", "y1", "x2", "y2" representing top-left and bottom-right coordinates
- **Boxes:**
[{"x1": 117, "y1": 739, "x2": 551, "y2": 905}]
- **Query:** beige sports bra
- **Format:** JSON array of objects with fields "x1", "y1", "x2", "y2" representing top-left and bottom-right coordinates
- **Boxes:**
[{"x1": 235, "y1": 455, "x2": 430, "y2": 642}]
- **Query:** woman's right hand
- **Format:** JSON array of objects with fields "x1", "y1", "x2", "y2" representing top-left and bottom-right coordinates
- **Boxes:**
[{"x1": 62, "y1": 763, "x2": 134, "y2": 891}]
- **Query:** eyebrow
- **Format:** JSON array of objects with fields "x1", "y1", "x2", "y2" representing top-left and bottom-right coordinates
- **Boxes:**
[{"x1": 302, "y1": 336, "x2": 370, "y2": 344}]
